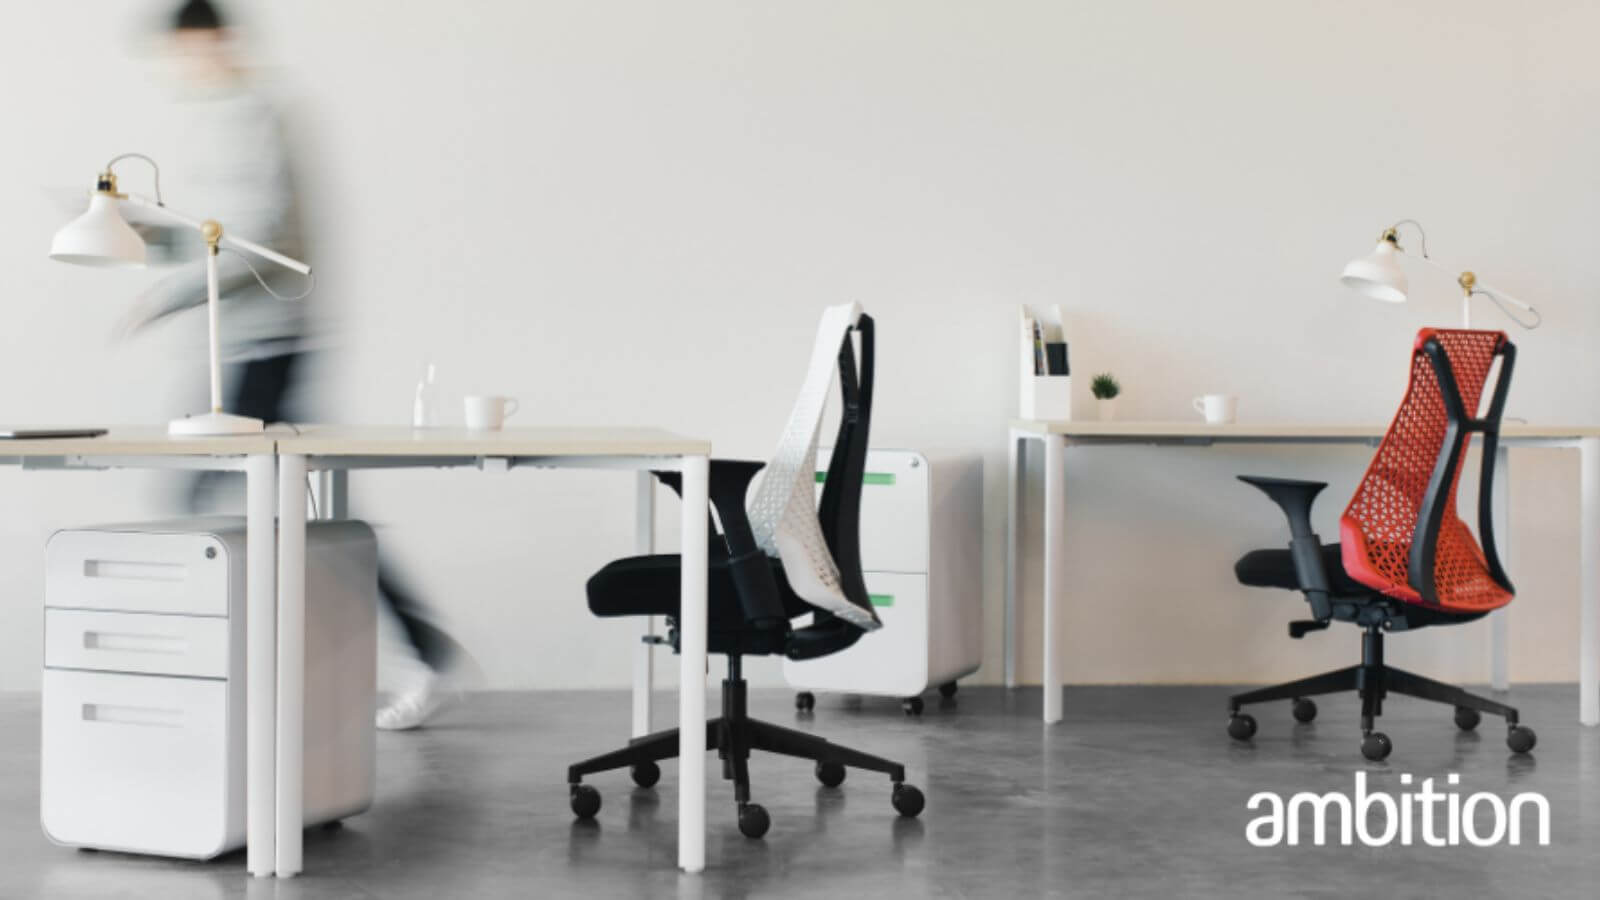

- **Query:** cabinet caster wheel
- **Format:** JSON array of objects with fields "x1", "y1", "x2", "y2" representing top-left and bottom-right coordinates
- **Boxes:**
[
  {"x1": 1454, "y1": 706, "x2": 1481, "y2": 732},
  {"x1": 321, "y1": 819, "x2": 344, "y2": 832},
  {"x1": 1507, "y1": 725, "x2": 1537, "y2": 754},
  {"x1": 1227, "y1": 713, "x2": 1256, "y2": 741},
  {"x1": 815, "y1": 761, "x2": 846, "y2": 788},
  {"x1": 737, "y1": 803, "x2": 771, "y2": 838},
  {"x1": 631, "y1": 761, "x2": 661, "y2": 788},
  {"x1": 1291, "y1": 698, "x2": 1317, "y2": 723},
  {"x1": 1360, "y1": 731, "x2": 1393, "y2": 761},
  {"x1": 902, "y1": 696, "x2": 924, "y2": 716},
  {"x1": 795, "y1": 691, "x2": 816, "y2": 712},
  {"x1": 892, "y1": 783, "x2": 925, "y2": 818},
  {"x1": 939, "y1": 682, "x2": 958, "y2": 699},
  {"x1": 570, "y1": 784, "x2": 601, "y2": 819}
]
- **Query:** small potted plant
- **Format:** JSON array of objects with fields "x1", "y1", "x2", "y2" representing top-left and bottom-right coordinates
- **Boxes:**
[{"x1": 1091, "y1": 372, "x2": 1121, "y2": 421}]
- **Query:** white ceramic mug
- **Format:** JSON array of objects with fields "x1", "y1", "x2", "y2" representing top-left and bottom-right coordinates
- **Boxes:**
[
  {"x1": 1192, "y1": 394, "x2": 1237, "y2": 425},
  {"x1": 464, "y1": 395, "x2": 520, "y2": 431}
]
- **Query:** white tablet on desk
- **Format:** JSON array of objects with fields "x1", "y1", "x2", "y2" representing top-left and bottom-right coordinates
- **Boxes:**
[{"x1": 0, "y1": 428, "x2": 108, "y2": 440}]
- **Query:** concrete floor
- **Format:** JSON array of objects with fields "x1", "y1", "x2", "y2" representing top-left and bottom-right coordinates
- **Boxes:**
[{"x1": 1, "y1": 684, "x2": 1596, "y2": 899}]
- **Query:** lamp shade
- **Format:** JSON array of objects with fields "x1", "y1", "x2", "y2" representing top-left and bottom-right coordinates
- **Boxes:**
[
  {"x1": 1340, "y1": 240, "x2": 1407, "y2": 304},
  {"x1": 49, "y1": 193, "x2": 146, "y2": 268}
]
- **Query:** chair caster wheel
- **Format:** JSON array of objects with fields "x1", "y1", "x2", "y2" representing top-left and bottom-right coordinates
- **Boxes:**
[
  {"x1": 795, "y1": 692, "x2": 816, "y2": 712},
  {"x1": 321, "y1": 819, "x2": 344, "y2": 832},
  {"x1": 1361, "y1": 732, "x2": 1393, "y2": 761},
  {"x1": 939, "y1": 682, "x2": 958, "y2": 699},
  {"x1": 815, "y1": 761, "x2": 846, "y2": 787},
  {"x1": 892, "y1": 783, "x2": 925, "y2": 818},
  {"x1": 902, "y1": 696, "x2": 924, "y2": 716},
  {"x1": 1291, "y1": 698, "x2": 1317, "y2": 723},
  {"x1": 737, "y1": 803, "x2": 771, "y2": 838},
  {"x1": 631, "y1": 761, "x2": 661, "y2": 788},
  {"x1": 570, "y1": 784, "x2": 601, "y2": 819},
  {"x1": 1454, "y1": 706, "x2": 1481, "y2": 731},
  {"x1": 1507, "y1": 725, "x2": 1537, "y2": 754},
  {"x1": 1227, "y1": 713, "x2": 1257, "y2": 741}
]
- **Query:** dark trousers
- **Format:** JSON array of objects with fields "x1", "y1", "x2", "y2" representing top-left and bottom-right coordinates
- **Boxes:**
[{"x1": 192, "y1": 352, "x2": 460, "y2": 672}]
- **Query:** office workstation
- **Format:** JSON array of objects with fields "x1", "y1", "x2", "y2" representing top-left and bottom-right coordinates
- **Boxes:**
[{"x1": 3, "y1": 1, "x2": 1599, "y2": 898}]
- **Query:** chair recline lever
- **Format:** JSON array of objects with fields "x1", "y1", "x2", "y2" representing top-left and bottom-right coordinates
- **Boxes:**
[{"x1": 1288, "y1": 619, "x2": 1330, "y2": 639}]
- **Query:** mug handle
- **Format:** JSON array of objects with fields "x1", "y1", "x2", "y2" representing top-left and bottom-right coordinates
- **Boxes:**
[
  {"x1": 503, "y1": 399, "x2": 520, "y2": 421},
  {"x1": 1192, "y1": 397, "x2": 1205, "y2": 416}
]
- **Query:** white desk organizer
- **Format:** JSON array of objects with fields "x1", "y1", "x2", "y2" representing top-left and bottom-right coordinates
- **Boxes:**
[
  {"x1": 1019, "y1": 304, "x2": 1071, "y2": 420},
  {"x1": 40, "y1": 518, "x2": 378, "y2": 859},
  {"x1": 783, "y1": 449, "x2": 983, "y2": 712}
]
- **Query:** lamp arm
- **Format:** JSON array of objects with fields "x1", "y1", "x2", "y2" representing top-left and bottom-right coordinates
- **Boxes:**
[
  {"x1": 121, "y1": 193, "x2": 312, "y2": 276},
  {"x1": 1401, "y1": 246, "x2": 1541, "y2": 329}
]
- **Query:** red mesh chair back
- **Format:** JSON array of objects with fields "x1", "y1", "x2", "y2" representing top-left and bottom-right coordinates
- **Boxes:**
[{"x1": 1339, "y1": 328, "x2": 1516, "y2": 613}]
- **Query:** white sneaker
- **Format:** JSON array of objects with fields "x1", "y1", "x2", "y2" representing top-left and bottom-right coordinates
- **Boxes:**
[{"x1": 375, "y1": 673, "x2": 453, "y2": 731}]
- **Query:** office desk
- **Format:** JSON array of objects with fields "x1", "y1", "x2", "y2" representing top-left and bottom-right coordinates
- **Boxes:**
[
  {"x1": 4, "y1": 425, "x2": 711, "y2": 878},
  {"x1": 273, "y1": 426, "x2": 712, "y2": 876},
  {"x1": 1003, "y1": 420, "x2": 1600, "y2": 726}
]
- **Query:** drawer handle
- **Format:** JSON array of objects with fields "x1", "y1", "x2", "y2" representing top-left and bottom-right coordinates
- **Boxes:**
[
  {"x1": 82, "y1": 560, "x2": 188, "y2": 582},
  {"x1": 83, "y1": 631, "x2": 188, "y2": 655},
  {"x1": 81, "y1": 703, "x2": 182, "y2": 728}
]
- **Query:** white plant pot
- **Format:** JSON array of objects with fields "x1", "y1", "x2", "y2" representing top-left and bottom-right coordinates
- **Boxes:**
[{"x1": 1096, "y1": 397, "x2": 1117, "y2": 421}]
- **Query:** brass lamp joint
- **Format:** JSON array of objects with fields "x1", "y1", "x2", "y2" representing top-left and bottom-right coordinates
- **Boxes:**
[
  {"x1": 1458, "y1": 271, "x2": 1477, "y2": 294},
  {"x1": 200, "y1": 220, "x2": 223, "y2": 253},
  {"x1": 1379, "y1": 227, "x2": 1400, "y2": 247},
  {"x1": 94, "y1": 171, "x2": 124, "y2": 198}
]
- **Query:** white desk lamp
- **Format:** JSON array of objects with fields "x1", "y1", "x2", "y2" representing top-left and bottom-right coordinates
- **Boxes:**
[
  {"x1": 1340, "y1": 220, "x2": 1540, "y2": 329},
  {"x1": 50, "y1": 154, "x2": 314, "y2": 436}
]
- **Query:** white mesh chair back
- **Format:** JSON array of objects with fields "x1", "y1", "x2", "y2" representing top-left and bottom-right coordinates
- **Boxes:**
[{"x1": 748, "y1": 302, "x2": 881, "y2": 631}]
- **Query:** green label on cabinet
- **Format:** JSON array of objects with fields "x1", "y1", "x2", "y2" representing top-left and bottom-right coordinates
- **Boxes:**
[
  {"x1": 869, "y1": 594, "x2": 894, "y2": 607},
  {"x1": 814, "y1": 472, "x2": 896, "y2": 486}
]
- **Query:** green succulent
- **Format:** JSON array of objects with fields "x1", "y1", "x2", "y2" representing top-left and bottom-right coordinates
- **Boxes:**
[{"x1": 1090, "y1": 372, "x2": 1121, "y2": 400}]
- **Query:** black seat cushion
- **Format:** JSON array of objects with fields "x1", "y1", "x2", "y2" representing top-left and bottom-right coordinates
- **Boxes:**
[
  {"x1": 1235, "y1": 541, "x2": 1485, "y2": 630},
  {"x1": 587, "y1": 548, "x2": 814, "y2": 626},
  {"x1": 1234, "y1": 542, "x2": 1376, "y2": 596}
]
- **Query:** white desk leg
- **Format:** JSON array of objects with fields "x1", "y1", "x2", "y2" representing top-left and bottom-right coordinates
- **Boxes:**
[
  {"x1": 678, "y1": 455, "x2": 709, "y2": 874},
  {"x1": 1581, "y1": 438, "x2": 1600, "y2": 726},
  {"x1": 633, "y1": 470, "x2": 657, "y2": 738},
  {"x1": 1489, "y1": 446, "x2": 1511, "y2": 692},
  {"x1": 1004, "y1": 429, "x2": 1025, "y2": 690},
  {"x1": 325, "y1": 469, "x2": 349, "y2": 520},
  {"x1": 276, "y1": 454, "x2": 308, "y2": 876},
  {"x1": 245, "y1": 455, "x2": 277, "y2": 878},
  {"x1": 1042, "y1": 435, "x2": 1066, "y2": 724}
]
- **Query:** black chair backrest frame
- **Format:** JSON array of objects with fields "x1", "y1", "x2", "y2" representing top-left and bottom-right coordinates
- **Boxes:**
[
  {"x1": 785, "y1": 313, "x2": 876, "y2": 659},
  {"x1": 1410, "y1": 335, "x2": 1516, "y2": 606},
  {"x1": 817, "y1": 313, "x2": 875, "y2": 612}
]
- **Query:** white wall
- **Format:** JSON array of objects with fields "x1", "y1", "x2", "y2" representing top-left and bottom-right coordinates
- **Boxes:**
[{"x1": 2, "y1": 1, "x2": 1596, "y2": 691}]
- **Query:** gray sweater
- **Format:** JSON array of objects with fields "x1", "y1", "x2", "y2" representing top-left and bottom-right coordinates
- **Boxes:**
[{"x1": 132, "y1": 84, "x2": 311, "y2": 362}]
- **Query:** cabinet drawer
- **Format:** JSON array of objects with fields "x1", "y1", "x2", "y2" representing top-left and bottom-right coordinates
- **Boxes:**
[
  {"x1": 815, "y1": 449, "x2": 929, "y2": 573},
  {"x1": 784, "y1": 572, "x2": 929, "y2": 696},
  {"x1": 45, "y1": 609, "x2": 230, "y2": 679},
  {"x1": 47, "y1": 529, "x2": 233, "y2": 617},
  {"x1": 41, "y1": 668, "x2": 234, "y2": 858}
]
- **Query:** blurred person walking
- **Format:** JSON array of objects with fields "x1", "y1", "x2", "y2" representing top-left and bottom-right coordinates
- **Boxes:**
[{"x1": 121, "y1": 0, "x2": 466, "y2": 730}]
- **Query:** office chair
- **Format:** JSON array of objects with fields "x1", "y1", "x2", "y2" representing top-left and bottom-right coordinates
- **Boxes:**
[
  {"x1": 567, "y1": 303, "x2": 925, "y2": 838},
  {"x1": 1228, "y1": 328, "x2": 1536, "y2": 761}
]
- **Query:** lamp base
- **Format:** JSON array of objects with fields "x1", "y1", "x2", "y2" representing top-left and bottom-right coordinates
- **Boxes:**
[{"x1": 168, "y1": 411, "x2": 266, "y2": 436}]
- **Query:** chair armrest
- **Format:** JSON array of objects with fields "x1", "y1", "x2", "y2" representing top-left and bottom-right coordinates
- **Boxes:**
[
  {"x1": 650, "y1": 459, "x2": 766, "y2": 498},
  {"x1": 1238, "y1": 475, "x2": 1334, "y2": 622},
  {"x1": 654, "y1": 460, "x2": 790, "y2": 629}
]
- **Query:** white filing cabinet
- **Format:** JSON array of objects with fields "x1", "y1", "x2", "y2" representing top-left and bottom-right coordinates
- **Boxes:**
[
  {"x1": 784, "y1": 449, "x2": 983, "y2": 714},
  {"x1": 41, "y1": 518, "x2": 378, "y2": 859}
]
